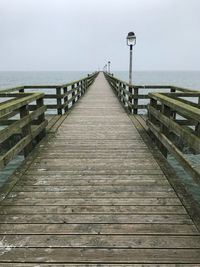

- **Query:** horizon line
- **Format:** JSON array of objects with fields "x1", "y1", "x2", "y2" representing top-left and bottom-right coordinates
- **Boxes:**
[{"x1": 0, "y1": 69, "x2": 200, "y2": 72}]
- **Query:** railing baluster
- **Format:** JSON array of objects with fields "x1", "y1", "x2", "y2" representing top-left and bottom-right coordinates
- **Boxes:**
[
  {"x1": 196, "y1": 95, "x2": 200, "y2": 137},
  {"x1": 63, "y1": 86, "x2": 68, "y2": 113},
  {"x1": 159, "y1": 104, "x2": 171, "y2": 157},
  {"x1": 133, "y1": 87, "x2": 138, "y2": 114},
  {"x1": 35, "y1": 97, "x2": 46, "y2": 143},
  {"x1": 56, "y1": 87, "x2": 62, "y2": 115},
  {"x1": 128, "y1": 86, "x2": 133, "y2": 114},
  {"x1": 19, "y1": 104, "x2": 33, "y2": 158},
  {"x1": 72, "y1": 84, "x2": 76, "y2": 106}
]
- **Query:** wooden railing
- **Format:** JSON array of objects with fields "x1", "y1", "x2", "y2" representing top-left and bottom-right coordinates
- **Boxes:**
[
  {"x1": 147, "y1": 91, "x2": 200, "y2": 184},
  {"x1": 1, "y1": 72, "x2": 98, "y2": 115},
  {"x1": 105, "y1": 72, "x2": 200, "y2": 183},
  {"x1": 0, "y1": 72, "x2": 98, "y2": 171},
  {"x1": 0, "y1": 92, "x2": 47, "y2": 169},
  {"x1": 104, "y1": 72, "x2": 195, "y2": 114}
]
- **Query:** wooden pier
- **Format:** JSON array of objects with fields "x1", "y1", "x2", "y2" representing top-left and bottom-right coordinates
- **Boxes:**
[{"x1": 0, "y1": 72, "x2": 200, "y2": 265}]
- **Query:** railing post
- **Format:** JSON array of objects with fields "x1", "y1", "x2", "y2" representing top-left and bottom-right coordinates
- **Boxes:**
[
  {"x1": 85, "y1": 79, "x2": 87, "y2": 92},
  {"x1": 20, "y1": 104, "x2": 33, "y2": 157},
  {"x1": 170, "y1": 87, "x2": 176, "y2": 93},
  {"x1": 149, "y1": 98, "x2": 157, "y2": 124},
  {"x1": 72, "y1": 84, "x2": 76, "y2": 106},
  {"x1": 148, "y1": 98, "x2": 158, "y2": 142},
  {"x1": 195, "y1": 96, "x2": 200, "y2": 137},
  {"x1": 159, "y1": 104, "x2": 170, "y2": 157},
  {"x1": 122, "y1": 84, "x2": 126, "y2": 106},
  {"x1": 133, "y1": 87, "x2": 138, "y2": 114},
  {"x1": 63, "y1": 86, "x2": 68, "y2": 113},
  {"x1": 19, "y1": 88, "x2": 24, "y2": 93},
  {"x1": 85, "y1": 78, "x2": 88, "y2": 90},
  {"x1": 77, "y1": 82, "x2": 81, "y2": 100},
  {"x1": 170, "y1": 86, "x2": 176, "y2": 120},
  {"x1": 83, "y1": 80, "x2": 86, "y2": 94},
  {"x1": 35, "y1": 97, "x2": 46, "y2": 143},
  {"x1": 128, "y1": 86, "x2": 133, "y2": 114},
  {"x1": 117, "y1": 82, "x2": 120, "y2": 99},
  {"x1": 56, "y1": 87, "x2": 62, "y2": 115},
  {"x1": 80, "y1": 81, "x2": 83, "y2": 96}
]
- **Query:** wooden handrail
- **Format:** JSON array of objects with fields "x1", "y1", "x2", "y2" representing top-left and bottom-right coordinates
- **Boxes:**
[
  {"x1": 1, "y1": 72, "x2": 98, "y2": 115},
  {"x1": 0, "y1": 92, "x2": 47, "y2": 169},
  {"x1": 147, "y1": 91, "x2": 200, "y2": 185},
  {"x1": 0, "y1": 92, "x2": 44, "y2": 116},
  {"x1": 0, "y1": 72, "x2": 98, "y2": 170},
  {"x1": 104, "y1": 72, "x2": 199, "y2": 114}
]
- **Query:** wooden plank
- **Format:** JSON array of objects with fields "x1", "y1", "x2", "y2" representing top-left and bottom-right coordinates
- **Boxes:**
[
  {"x1": 34, "y1": 152, "x2": 156, "y2": 159},
  {"x1": 7, "y1": 190, "x2": 176, "y2": 198},
  {"x1": 1, "y1": 197, "x2": 182, "y2": 206},
  {"x1": 170, "y1": 85, "x2": 198, "y2": 92},
  {"x1": 0, "y1": 86, "x2": 24, "y2": 93},
  {"x1": 0, "y1": 205, "x2": 187, "y2": 215},
  {"x1": 17, "y1": 176, "x2": 169, "y2": 186},
  {"x1": 0, "y1": 223, "x2": 197, "y2": 235},
  {"x1": 0, "y1": 214, "x2": 192, "y2": 224},
  {"x1": 1, "y1": 234, "x2": 200, "y2": 248},
  {"x1": 0, "y1": 109, "x2": 19, "y2": 121},
  {"x1": 0, "y1": 248, "x2": 200, "y2": 263},
  {"x1": 0, "y1": 265, "x2": 199, "y2": 267},
  {"x1": 24, "y1": 85, "x2": 60, "y2": 89},
  {"x1": 30, "y1": 161, "x2": 161, "y2": 169},
  {"x1": 12, "y1": 185, "x2": 173, "y2": 192}
]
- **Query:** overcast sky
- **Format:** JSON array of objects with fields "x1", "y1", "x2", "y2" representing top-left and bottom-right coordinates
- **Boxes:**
[{"x1": 0, "y1": 0, "x2": 199, "y2": 71}]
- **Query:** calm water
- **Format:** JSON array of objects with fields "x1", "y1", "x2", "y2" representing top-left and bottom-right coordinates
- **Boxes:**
[
  {"x1": 0, "y1": 71, "x2": 200, "y2": 204},
  {"x1": 0, "y1": 71, "x2": 91, "y2": 90},
  {"x1": 113, "y1": 71, "x2": 200, "y2": 90},
  {"x1": 0, "y1": 71, "x2": 200, "y2": 90}
]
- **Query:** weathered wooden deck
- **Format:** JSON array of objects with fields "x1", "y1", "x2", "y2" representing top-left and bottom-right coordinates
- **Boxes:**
[{"x1": 0, "y1": 72, "x2": 200, "y2": 265}]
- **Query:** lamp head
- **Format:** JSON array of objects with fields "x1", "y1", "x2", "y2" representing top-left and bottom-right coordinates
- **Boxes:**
[{"x1": 126, "y1": 31, "x2": 136, "y2": 46}]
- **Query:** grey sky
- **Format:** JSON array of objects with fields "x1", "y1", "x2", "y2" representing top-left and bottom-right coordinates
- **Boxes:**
[{"x1": 0, "y1": 0, "x2": 199, "y2": 71}]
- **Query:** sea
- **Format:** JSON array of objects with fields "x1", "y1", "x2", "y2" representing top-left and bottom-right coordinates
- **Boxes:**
[
  {"x1": 0, "y1": 70, "x2": 200, "y2": 90},
  {"x1": 0, "y1": 71, "x2": 200, "y2": 204}
]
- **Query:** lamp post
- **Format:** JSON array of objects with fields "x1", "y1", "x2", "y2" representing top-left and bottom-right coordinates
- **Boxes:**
[
  {"x1": 126, "y1": 32, "x2": 136, "y2": 84},
  {"x1": 108, "y1": 61, "x2": 111, "y2": 74}
]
